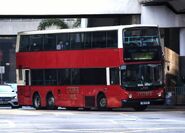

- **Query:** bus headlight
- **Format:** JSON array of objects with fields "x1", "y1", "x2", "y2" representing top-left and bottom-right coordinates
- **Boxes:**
[
  {"x1": 157, "y1": 92, "x2": 162, "y2": 97},
  {"x1": 128, "y1": 94, "x2": 132, "y2": 99}
]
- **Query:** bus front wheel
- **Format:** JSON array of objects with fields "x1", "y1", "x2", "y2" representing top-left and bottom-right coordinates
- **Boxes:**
[
  {"x1": 33, "y1": 93, "x2": 41, "y2": 110},
  {"x1": 97, "y1": 94, "x2": 107, "y2": 110}
]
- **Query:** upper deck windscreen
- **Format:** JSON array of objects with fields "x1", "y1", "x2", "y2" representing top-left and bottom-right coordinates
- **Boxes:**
[
  {"x1": 123, "y1": 27, "x2": 160, "y2": 47},
  {"x1": 122, "y1": 27, "x2": 162, "y2": 62}
]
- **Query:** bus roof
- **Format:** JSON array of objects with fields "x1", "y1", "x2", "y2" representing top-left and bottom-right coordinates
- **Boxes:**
[{"x1": 17, "y1": 24, "x2": 158, "y2": 35}]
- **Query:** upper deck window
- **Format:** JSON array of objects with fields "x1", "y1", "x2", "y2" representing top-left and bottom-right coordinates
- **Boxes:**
[
  {"x1": 18, "y1": 30, "x2": 118, "y2": 52},
  {"x1": 56, "y1": 33, "x2": 70, "y2": 50},
  {"x1": 44, "y1": 34, "x2": 56, "y2": 51},
  {"x1": 107, "y1": 31, "x2": 117, "y2": 48},
  {"x1": 92, "y1": 31, "x2": 106, "y2": 48},
  {"x1": 19, "y1": 35, "x2": 30, "y2": 52},
  {"x1": 123, "y1": 27, "x2": 160, "y2": 47},
  {"x1": 70, "y1": 33, "x2": 82, "y2": 50},
  {"x1": 30, "y1": 35, "x2": 44, "y2": 51}
]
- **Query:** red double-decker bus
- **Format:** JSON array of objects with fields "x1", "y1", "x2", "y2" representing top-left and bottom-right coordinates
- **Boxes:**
[{"x1": 16, "y1": 25, "x2": 164, "y2": 111}]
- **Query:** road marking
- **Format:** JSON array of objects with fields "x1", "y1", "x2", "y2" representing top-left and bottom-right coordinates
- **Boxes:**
[
  {"x1": 46, "y1": 127, "x2": 185, "y2": 132},
  {"x1": 0, "y1": 120, "x2": 15, "y2": 128},
  {"x1": 0, "y1": 127, "x2": 185, "y2": 133},
  {"x1": 126, "y1": 127, "x2": 185, "y2": 133}
]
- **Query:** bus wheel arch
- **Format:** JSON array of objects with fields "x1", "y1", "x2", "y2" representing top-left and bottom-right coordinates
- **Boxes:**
[
  {"x1": 32, "y1": 92, "x2": 42, "y2": 110},
  {"x1": 97, "y1": 92, "x2": 107, "y2": 110},
  {"x1": 46, "y1": 91, "x2": 57, "y2": 110}
]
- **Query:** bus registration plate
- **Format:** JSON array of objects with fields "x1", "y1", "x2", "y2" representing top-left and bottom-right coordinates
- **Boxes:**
[{"x1": 140, "y1": 101, "x2": 150, "y2": 105}]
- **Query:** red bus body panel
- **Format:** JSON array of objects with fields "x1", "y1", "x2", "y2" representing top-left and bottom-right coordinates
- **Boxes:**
[
  {"x1": 18, "y1": 85, "x2": 164, "y2": 108},
  {"x1": 17, "y1": 48, "x2": 164, "y2": 108},
  {"x1": 16, "y1": 49, "x2": 123, "y2": 69}
]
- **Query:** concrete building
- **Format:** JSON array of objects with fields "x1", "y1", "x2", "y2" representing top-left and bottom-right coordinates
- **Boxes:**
[{"x1": 0, "y1": 0, "x2": 184, "y2": 103}]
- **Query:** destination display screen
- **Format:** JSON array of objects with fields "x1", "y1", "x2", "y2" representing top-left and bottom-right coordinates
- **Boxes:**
[{"x1": 124, "y1": 46, "x2": 162, "y2": 61}]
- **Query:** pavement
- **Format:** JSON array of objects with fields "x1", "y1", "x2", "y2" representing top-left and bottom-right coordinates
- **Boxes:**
[{"x1": 149, "y1": 105, "x2": 185, "y2": 110}]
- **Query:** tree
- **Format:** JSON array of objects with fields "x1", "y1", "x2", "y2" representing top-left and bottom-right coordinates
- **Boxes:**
[
  {"x1": 72, "y1": 18, "x2": 81, "y2": 28},
  {"x1": 37, "y1": 19, "x2": 68, "y2": 30}
]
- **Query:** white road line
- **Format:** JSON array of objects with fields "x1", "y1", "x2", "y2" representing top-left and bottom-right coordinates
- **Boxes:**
[
  {"x1": 0, "y1": 120, "x2": 15, "y2": 128},
  {"x1": 56, "y1": 127, "x2": 185, "y2": 133},
  {"x1": 1, "y1": 127, "x2": 185, "y2": 133},
  {"x1": 0, "y1": 109, "x2": 75, "y2": 116},
  {"x1": 126, "y1": 127, "x2": 185, "y2": 133}
]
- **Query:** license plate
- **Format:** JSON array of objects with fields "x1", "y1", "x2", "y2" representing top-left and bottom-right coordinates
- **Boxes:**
[
  {"x1": 140, "y1": 101, "x2": 150, "y2": 105},
  {"x1": 0, "y1": 101, "x2": 8, "y2": 104}
]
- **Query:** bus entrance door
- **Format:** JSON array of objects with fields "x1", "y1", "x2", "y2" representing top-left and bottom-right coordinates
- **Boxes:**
[{"x1": 24, "y1": 69, "x2": 31, "y2": 97}]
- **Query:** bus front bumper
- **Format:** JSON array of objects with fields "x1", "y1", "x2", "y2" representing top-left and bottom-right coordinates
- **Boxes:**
[{"x1": 122, "y1": 98, "x2": 164, "y2": 107}]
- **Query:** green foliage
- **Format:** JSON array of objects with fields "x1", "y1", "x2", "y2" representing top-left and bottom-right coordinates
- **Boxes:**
[
  {"x1": 38, "y1": 19, "x2": 68, "y2": 30},
  {"x1": 73, "y1": 18, "x2": 81, "y2": 28}
]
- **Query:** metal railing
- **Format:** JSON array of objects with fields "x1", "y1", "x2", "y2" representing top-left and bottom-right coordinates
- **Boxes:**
[{"x1": 165, "y1": 87, "x2": 185, "y2": 105}]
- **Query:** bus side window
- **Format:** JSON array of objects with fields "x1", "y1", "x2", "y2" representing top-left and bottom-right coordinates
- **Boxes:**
[
  {"x1": 56, "y1": 33, "x2": 70, "y2": 50},
  {"x1": 44, "y1": 34, "x2": 56, "y2": 51},
  {"x1": 84, "y1": 32, "x2": 91, "y2": 49},
  {"x1": 110, "y1": 68, "x2": 119, "y2": 85},
  {"x1": 70, "y1": 33, "x2": 82, "y2": 50},
  {"x1": 31, "y1": 69, "x2": 44, "y2": 85},
  {"x1": 30, "y1": 35, "x2": 43, "y2": 51},
  {"x1": 20, "y1": 35, "x2": 30, "y2": 52},
  {"x1": 107, "y1": 31, "x2": 118, "y2": 48},
  {"x1": 92, "y1": 31, "x2": 106, "y2": 48}
]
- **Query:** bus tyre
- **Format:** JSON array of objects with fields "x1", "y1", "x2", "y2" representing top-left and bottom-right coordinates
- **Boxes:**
[
  {"x1": 46, "y1": 94, "x2": 57, "y2": 110},
  {"x1": 33, "y1": 93, "x2": 41, "y2": 110},
  {"x1": 97, "y1": 94, "x2": 107, "y2": 110},
  {"x1": 66, "y1": 107, "x2": 78, "y2": 110},
  {"x1": 134, "y1": 105, "x2": 147, "y2": 111}
]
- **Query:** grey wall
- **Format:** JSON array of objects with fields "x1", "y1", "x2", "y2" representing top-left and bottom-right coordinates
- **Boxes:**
[{"x1": 0, "y1": 19, "x2": 41, "y2": 35}]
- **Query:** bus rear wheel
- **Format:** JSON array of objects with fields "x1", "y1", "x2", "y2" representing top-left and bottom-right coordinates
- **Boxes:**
[
  {"x1": 33, "y1": 93, "x2": 41, "y2": 110},
  {"x1": 97, "y1": 94, "x2": 107, "y2": 110},
  {"x1": 46, "y1": 94, "x2": 57, "y2": 110},
  {"x1": 133, "y1": 105, "x2": 147, "y2": 111}
]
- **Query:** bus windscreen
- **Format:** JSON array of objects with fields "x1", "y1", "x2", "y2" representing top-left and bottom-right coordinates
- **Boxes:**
[{"x1": 121, "y1": 64, "x2": 163, "y2": 89}]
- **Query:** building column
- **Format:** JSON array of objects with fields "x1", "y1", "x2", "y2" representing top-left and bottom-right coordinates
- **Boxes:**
[
  {"x1": 80, "y1": 18, "x2": 88, "y2": 28},
  {"x1": 179, "y1": 28, "x2": 185, "y2": 84},
  {"x1": 180, "y1": 28, "x2": 185, "y2": 56}
]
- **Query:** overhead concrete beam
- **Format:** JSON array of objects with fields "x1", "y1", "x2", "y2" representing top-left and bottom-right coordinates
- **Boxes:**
[
  {"x1": 0, "y1": 0, "x2": 141, "y2": 15},
  {"x1": 139, "y1": 0, "x2": 172, "y2": 4}
]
